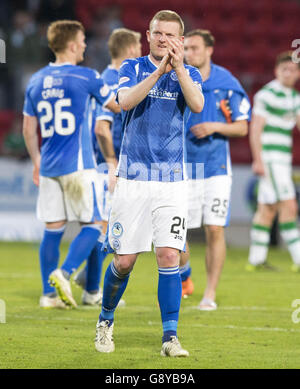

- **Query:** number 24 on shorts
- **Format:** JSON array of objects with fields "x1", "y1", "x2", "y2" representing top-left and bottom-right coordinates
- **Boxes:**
[{"x1": 170, "y1": 216, "x2": 185, "y2": 240}]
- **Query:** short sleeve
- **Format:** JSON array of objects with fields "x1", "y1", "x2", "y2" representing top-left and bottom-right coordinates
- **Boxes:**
[
  {"x1": 252, "y1": 89, "x2": 268, "y2": 118},
  {"x1": 117, "y1": 60, "x2": 138, "y2": 94},
  {"x1": 23, "y1": 85, "x2": 36, "y2": 116},
  {"x1": 95, "y1": 102, "x2": 114, "y2": 123},
  {"x1": 229, "y1": 91, "x2": 251, "y2": 122},
  {"x1": 88, "y1": 69, "x2": 114, "y2": 108},
  {"x1": 188, "y1": 66, "x2": 203, "y2": 92}
]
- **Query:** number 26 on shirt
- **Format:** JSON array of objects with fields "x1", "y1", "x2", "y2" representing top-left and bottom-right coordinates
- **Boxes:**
[{"x1": 37, "y1": 98, "x2": 75, "y2": 137}]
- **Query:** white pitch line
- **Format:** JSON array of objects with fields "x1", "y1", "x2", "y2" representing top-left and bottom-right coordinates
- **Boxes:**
[
  {"x1": 147, "y1": 321, "x2": 300, "y2": 334},
  {"x1": 7, "y1": 311, "x2": 300, "y2": 334},
  {"x1": 185, "y1": 305, "x2": 292, "y2": 313},
  {"x1": 7, "y1": 314, "x2": 299, "y2": 334},
  {"x1": 0, "y1": 273, "x2": 38, "y2": 278},
  {"x1": 7, "y1": 314, "x2": 94, "y2": 323},
  {"x1": 5, "y1": 304, "x2": 294, "y2": 320}
]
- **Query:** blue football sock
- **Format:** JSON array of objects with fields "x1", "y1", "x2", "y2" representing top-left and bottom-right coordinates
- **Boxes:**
[
  {"x1": 99, "y1": 261, "x2": 130, "y2": 323},
  {"x1": 61, "y1": 225, "x2": 100, "y2": 276},
  {"x1": 39, "y1": 226, "x2": 65, "y2": 295},
  {"x1": 86, "y1": 241, "x2": 108, "y2": 293},
  {"x1": 158, "y1": 266, "x2": 182, "y2": 343},
  {"x1": 179, "y1": 261, "x2": 191, "y2": 282}
]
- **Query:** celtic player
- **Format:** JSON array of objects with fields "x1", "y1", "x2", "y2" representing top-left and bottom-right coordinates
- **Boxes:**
[{"x1": 247, "y1": 51, "x2": 300, "y2": 271}]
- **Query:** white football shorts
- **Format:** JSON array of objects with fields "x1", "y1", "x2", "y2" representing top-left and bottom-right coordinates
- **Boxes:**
[
  {"x1": 187, "y1": 175, "x2": 232, "y2": 228},
  {"x1": 258, "y1": 162, "x2": 295, "y2": 204},
  {"x1": 37, "y1": 169, "x2": 103, "y2": 223},
  {"x1": 108, "y1": 178, "x2": 188, "y2": 254}
]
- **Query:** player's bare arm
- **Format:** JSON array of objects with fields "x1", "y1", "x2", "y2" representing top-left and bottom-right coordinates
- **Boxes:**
[
  {"x1": 249, "y1": 114, "x2": 266, "y2": 176},
  {"x1": 118, "y1": 57, "x2": 171, "y2": 111},
  {"x1": 22, "y1": 115, "x2": 41, "y2": 186},
  {"x1": 95, "y1": 119, "x2": 118, "y2": 167},
  {"x1": 105, "y1": 95, "x2": 121, "y2": 114},
  {"x1": 166, "y1": 36, "x2": 204, "y2": 113},
  {"x1": 95, "y1": 119, "x2": 118, "y2": 193},
  {"x1": 296, "y1": 114, "x2": 300, "y2": 131},
  {"x1": 191, "y1": 120, "x2": 248, "y2": 139}
]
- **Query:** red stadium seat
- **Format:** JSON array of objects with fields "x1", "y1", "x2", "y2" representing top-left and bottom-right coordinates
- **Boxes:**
[
  {"x1": 75, "y1": 0, "x2": 300, "y2": 116},
  {"x1": 0, "y1": 111, "x2": 15, "y2": 131},
  {"x1": 0, "y1": 110, "x2": 16, "y2": 149},
  {"x1": 214, "y1": 41, "x2": 243, "y2": 64},
  {"x1": 293, "y1": 130, "x2": 300, "y2": 165},
  {"x1": 230, "y1": 137, "x2": 252, "y2": 164}
]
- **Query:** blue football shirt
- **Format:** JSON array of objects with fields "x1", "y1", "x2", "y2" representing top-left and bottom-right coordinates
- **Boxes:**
[
  {"x1": 88, "y1": 97, "x2": 106, "y2": 169},
  {"x1": 116, "y1": 55, "x2": 203, "y2": 182},
  {"x1": 185, "y1": 63, "x2": 251, "y2": 179},
  {"x1": 23, "y1": 63, "x2": 114, "y2": 177},
  {"x1": 96, "y1": 65, "x2": 123, "y2": 159}
]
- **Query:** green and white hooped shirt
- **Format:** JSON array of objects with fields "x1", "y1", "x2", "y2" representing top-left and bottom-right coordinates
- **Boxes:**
[{"x1": 253, "y1": 79, "x2": 300, "y2": 165}]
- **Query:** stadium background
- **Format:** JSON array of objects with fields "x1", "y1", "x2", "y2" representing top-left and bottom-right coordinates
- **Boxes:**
[{"x1": 0, "y1": 0, "x2": 299, "y2": 245}]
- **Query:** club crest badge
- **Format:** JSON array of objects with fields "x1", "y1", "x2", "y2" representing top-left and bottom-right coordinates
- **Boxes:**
[
  {"x1": 112, "y1": 238, "x2": 121, "y2": 250},
  {"x1": 112, "y1": 222, "x2": 123, "y2": 238},
  {"x1": 171, "y1": 71, "x2": 178, "y2": 81}
]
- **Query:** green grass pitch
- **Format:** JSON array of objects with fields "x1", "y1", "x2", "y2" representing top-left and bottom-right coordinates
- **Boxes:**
[{"x1": 0, "y1": 241, "x2": 300, "y2": 369}]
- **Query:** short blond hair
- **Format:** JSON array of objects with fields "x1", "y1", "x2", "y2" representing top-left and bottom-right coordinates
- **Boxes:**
[
  {"x1": 47, "y1": 20, "x2": 84, "y2": 54},
  {"x1": 108, "y1": 28, "x2": 141, "y2": 59},
  {"x1": 149, "y1": 10, "x2": 184, "y2": 35}
]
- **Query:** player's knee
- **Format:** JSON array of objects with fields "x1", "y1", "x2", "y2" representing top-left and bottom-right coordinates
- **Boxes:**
[
  {"x1": 279, "y1": 199, "x2": 298, "y2": 220},
  {"x1": 205, "y1": 225, "x2": 224, "y2": 240},
  {"x1": 287, "y1": 201, "x2": 298, "y2": 218},
  {"x1": 114, "y1": 254, "x2": 136, "y2": 274},
  {"x1": 156, "y1": 248, "x2": 179, "y2": 268},
  {"x1": 256, "y1": 204, "x2": 277, "y2": 225}
]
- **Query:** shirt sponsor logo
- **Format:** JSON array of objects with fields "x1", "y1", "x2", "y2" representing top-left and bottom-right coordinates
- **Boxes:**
[
  {"x1": 43, "y1": 76, "x2": 63, "y2": 89},
  {"x1": 43, "y1": 76, "x2": 53, "y2": 89},
  {"x1": 148, "y1": 87, "x2": 179, "y2": 100}
]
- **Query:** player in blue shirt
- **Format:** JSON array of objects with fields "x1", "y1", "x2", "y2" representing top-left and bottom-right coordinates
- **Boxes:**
[
  {"x1": 73, "y1": 28, "x2": 142, "y2": 306},
  {"x1": 180, "y1": 29, "x2": 251, "y2": 309},
  {"x1": 23, "y1": 20, "x2": 119, "y2": 309},
  {"x1": 99, "y1": 28, "x2": 142, "y2": 159},
  {"x1": 94, "y1": 10, "x2": 204, "y2": 357}
]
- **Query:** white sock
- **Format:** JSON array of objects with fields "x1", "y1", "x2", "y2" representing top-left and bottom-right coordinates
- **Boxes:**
[
  {"x1": 248, "y1": 224, "x2": 271, "y2": 265},
  {"x1": 279, "y1": 221, "x2": 300, "y2": 265}
]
